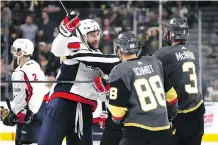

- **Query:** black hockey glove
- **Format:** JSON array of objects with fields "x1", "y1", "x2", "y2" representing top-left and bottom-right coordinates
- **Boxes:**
[
  {"x1": 24, "y1": 108, "x2": 34, "y2": 124},
  {"x1": 3, "y1": 111, "x2": 17, "y2": 126}
]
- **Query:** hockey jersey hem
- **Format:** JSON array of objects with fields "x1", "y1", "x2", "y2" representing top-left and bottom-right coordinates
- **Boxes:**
[
  {"x1": 124, "y1": 123, "x2": 170, "y2": 131},
  {"x1": 49, "y1": 91, "x2": 97, "y2": 111},
  {"x1": 178, "y1": 99, "x2": 204, "y2": 113}
]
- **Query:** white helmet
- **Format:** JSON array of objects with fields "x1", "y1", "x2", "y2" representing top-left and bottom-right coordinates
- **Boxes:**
[
  {"x1": 11, "y1": 38, "x2": 34, "y2": 56},
  {"x1": 76, "y1": 19, "x2": 101, "y2": 42}
]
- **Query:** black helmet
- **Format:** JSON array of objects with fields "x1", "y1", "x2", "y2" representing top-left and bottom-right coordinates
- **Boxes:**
[
  {"x1": 165, "y1": 17, "x2": 189, "y2": 45},
  {"x1": 113, "y1": 31, "x2": 141, "y2": 56}
]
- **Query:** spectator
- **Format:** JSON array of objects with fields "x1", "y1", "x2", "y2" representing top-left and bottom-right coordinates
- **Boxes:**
[
  {"x1": 46, "y1": 75, "x2": 56, "y2": 89},
  {"x1": 17, "y1": 15, "x2": 38, "y2": 45},
  {"x1": 38, "y1": 11, "x2": 57, "y2": 44},
  {"x1": 101, "y1": 19, "x2": 114, "y2": 54},
  {"x1": 145, "y1": 10, "x2": 158, "y2": 28},
  {"x1": 0, "y1": 56, "x2": 12, "y2": 101},
  {"x1": 141, "y1": 27, "x2": 159, "y2": 56},
  {"x1": 38, "y1": 42, "x2": 60, "y2": 76}
]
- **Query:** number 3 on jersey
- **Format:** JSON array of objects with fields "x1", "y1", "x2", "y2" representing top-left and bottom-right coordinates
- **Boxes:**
[
  {"x1": 134, "y1": 75, "x2": 166, "y2": 112},
  {"x1": 182, "y1": 62, "x2": 198, "y2": 94}
]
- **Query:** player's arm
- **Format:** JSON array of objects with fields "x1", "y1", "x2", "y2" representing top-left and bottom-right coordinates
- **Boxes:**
[
  {"x1": 51, "y1": 34, "x2": 86, "y2": 57},
  {"x1": 71, "y1": 52, "x2": 120, "y2": 74},
  {"x1": 51, "y1": 10, "x2": 81, "y2": 57},
  {"x1": 108, "y1": 77, "x2": 130, "y2": 124},
  {"x1": 11, "y1": 71, "x2": 27, "y2": 114},
  {"x1": 164, "y1": 73, "x2": 178, "y2": 121}
]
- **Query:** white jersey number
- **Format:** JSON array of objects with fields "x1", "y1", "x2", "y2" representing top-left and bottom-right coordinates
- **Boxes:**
[
  {"x1": 134, "y1": 75, "x2": 166, "y2": 112},
  {"x1": 182, "y1": 62, "x2": 198, "y2": 94}
]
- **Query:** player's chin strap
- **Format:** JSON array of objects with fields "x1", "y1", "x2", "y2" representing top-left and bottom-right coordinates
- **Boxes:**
[{"x1": 74, "y1": 102, "x2": 83, "y2": 139}]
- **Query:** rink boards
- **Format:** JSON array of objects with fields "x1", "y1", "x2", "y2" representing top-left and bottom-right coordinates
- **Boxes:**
[{"x1": 0, "y1": 102, "x2": 218, "y2": 143}]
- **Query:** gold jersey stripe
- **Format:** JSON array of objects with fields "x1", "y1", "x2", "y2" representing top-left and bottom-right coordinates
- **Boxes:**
[
  {"x1": 178, "y1": 99, "x2": 204, "y2": 113},
  {"x1": 165, "y1": 87, "x2": 178, "y2": 103},
  {"x1": 108, "y1": 104, "x2": 128, "y2": 118},
  {"x1": 124, "y1": 123, "x2": 170, "y2": 131}
]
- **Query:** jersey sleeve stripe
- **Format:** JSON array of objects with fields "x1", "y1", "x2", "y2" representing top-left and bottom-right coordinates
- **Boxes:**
[
  {"x1": 67, "y1": 42, "x2": 80, "y2": 49},
  {"x1": 165, "y1": 87, "x2": 178, "y2": 103},
  {"x1": 22, "y1": 72, "x2": 33, "y2": 104},
  {"x1": 73, "y1": 56, "x2": 119, "y2": 63},
  {"x1": 67, "y1": 53, "x2": 120, "y2": 63},
  {"x1": 167, "y1": 97, "x2": 178, "y2": 105},
  {"x1": 108, "y1": 104, "x2": 127, "y2": 119},
  {"x1": 49, "y1": 91, "x2": 97, "y2": 111}
]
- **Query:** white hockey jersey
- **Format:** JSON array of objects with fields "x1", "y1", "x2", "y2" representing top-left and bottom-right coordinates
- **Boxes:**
[
  {"x1": 11, "y1": 60, "x2": 49, "y2": 114},
  {"x1": 50, "y1": 34, "x2": 119, "y2": 110}
]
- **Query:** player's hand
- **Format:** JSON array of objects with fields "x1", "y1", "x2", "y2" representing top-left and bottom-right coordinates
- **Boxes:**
[
  {"x1": 59, "y1": 11, "x2": 80, "y2": 37},
  {"x1": 2, "y1": 111, "x2": 17, "y2": 126},
  {"x1": 0, "y1": 106, "x2": 9, "y2": 120},
  {"x1": 94, "y1": 77, "x2": 110, "y2": 93},
  {"x1": 94, "y1": 77, "x2": 110, "y2": 101},
  {"x1": 24, "y1": 108, "x2": 34, "y2": 124},
  {"x1": 99, "y1": 111, "x2": 108, "y2": 129}
]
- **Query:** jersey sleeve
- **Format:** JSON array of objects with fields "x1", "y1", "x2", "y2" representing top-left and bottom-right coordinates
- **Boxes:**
[
  {"x1": 51, "y1": 34, "x2": 85, "y2": 57},
  {"x1": 71, "y1": 51, "x2": 120, "y2": 74},
  {"x1": 108, "y1": 67, "x2": 130, "y2": 123},
  {"x1": 11, "y1": 71, "x2": 27, "y2": 114},
  {"x1": 163, "y1": 72, "x2": 178, "y2": 121}
]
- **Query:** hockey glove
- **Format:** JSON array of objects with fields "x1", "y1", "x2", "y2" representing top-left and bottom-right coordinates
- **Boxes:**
[
  {"x1": 94, "y1": 77, "x2": 110, "y2": 101},
  {"x1": 94, "y1": 77, "x2": 110, "y2": 93},
  {"x1": 99, "y1": 111, "x2": 108, "y2": 129},
  {"x1": 2, "y1": 111, "x2": 17, "y2": 126},
  {"x1": 24, "y1": 107, "x2": 34, "y2": 124},
  {"x1": 59, "y1": 11, "x2": 80, "y2": 37},
  {"x1": 0, "y1": 106, "x2": 9, "y2": 120}
]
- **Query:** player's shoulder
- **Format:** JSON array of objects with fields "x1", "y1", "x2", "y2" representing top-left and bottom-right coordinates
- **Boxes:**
[
  {"x1": 24, "y1": 60, "x2": 40, "y2": 68},
  {"x1": 20, "y1": 60, "x2": 41, "y2": 73},
  {"x1": 185, "y1": 44, "x2": 198, "y2": 52},
  {"x1": 109, "y1": 63, "x2": 127, "y2": 82},
  {"x1": 141, "y1": 56, "x2": 163, "y2": 66},
  {"x1": 152, "y1": 45, "x2": 172, "y2": 58}
]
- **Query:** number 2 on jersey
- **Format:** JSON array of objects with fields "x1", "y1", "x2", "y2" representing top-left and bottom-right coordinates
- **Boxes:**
[
  {"x1": 32, "y1": 73, "x2": 38, "y2": 81},
  {"x1": 134, "y1": 75, "x2": 166, "y2": 112},
  {"x1": 182, "y1": 62, "x2": 198, "y2": 94}
]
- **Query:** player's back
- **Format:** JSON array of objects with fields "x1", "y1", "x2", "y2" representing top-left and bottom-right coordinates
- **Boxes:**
[
  {"x1": 153, "y1": 44, "x2": 203, "y2": 113},
  {"x1": 110, "y1": 56, "x2": 170, "y2": 131}
]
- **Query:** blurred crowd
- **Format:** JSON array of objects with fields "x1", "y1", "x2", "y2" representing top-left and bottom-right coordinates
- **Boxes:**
[{"x1": 1, "y1": 1, "x2": 218, "y2": 101}]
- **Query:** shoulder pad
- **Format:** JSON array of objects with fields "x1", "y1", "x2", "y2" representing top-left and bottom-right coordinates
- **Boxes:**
[{"x1": 21, "y1": 60, "x2": 40, "y2": 73}]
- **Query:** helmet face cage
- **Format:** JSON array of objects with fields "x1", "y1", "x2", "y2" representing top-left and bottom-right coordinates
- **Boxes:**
[{"x1": 11, "y1": 45, "x2": 24, "y2": 57}]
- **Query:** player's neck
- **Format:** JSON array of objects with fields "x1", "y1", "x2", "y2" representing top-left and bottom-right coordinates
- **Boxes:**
[
  {"x1": 19, "y1": 57, "x2": 30, "y2": 66},
  {"x1": 172, "y1": 40, "x2": 186, "y2": 46},
  {"x1": 122, "y1": 54, "x2": 137, "y2": 61}
]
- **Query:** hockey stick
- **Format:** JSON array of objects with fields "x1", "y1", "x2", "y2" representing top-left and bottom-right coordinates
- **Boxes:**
[
  {"x1": 5, "y1": 98, "x2": 12, "y2": 113},
  {"x1": 59, "y1": 0, "x2": 91, "y2": 51},
  {"x1": 0, "y1": 80, "x2": 93, "y2": 84}
]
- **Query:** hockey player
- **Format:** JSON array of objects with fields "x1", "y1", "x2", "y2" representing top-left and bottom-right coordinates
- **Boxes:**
[
  {"x1": 153, "y1": 17, "x2": 205, "y2": 145},
  {"x1": 38, "y1": 11, "x2": 120, "y2": 145},
  {"x1": 0, "y1": 38, "x2": 49, "y2": 145},
  {"x1": 96, "y1": 31, "x2": 178, "y2": 145}
]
